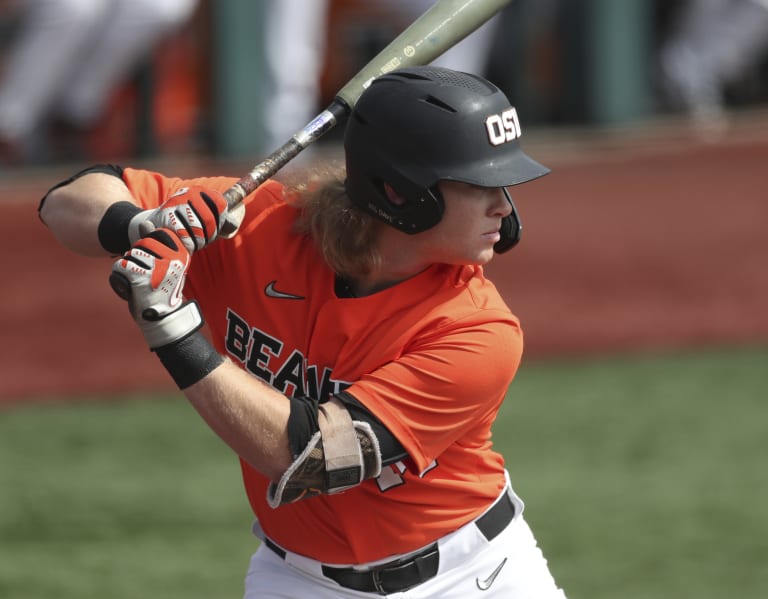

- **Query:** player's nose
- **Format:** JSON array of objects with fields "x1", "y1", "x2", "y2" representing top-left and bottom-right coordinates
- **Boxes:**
[{"x1": 490, "y1": 187, "x2": 513, "y2": 217}]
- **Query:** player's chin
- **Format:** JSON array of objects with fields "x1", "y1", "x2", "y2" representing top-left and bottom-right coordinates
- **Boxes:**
[
  {"x1": 451, "y1": 238, "x2": 497, "y2": 266},
  {"x1": 470, "y1": 246, "x2": 496, "y2": 265},
  {"x1": 479, "y1": 235, "x2": 501, "y2": 261}
]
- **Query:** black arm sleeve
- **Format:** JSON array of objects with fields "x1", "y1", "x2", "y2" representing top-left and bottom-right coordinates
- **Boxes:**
[
  {"x1": 37, "y1": 163, "x2": 142, "y2": 255},
  {"x1": 336, "y1": 391, "x2": 408, "y2": 465},
  {"x1": 38, "y1": 163, "x2": 124, "y2": 214},
  {"x1": 287, "y1": 395, "x2": 321, "y2": 458}
]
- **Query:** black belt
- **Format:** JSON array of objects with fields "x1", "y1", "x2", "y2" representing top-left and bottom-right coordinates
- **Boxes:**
[{"x1": 264, "y1": 490, "x2": 516, "y2": 596}]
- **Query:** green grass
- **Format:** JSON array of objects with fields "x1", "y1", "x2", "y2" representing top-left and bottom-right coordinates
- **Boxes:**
[
  {"x1": 0, "y1": 396, "x2": 254, "y2": 599},
  {"x1": 1, "y1": 344, "x2": 767, "y2": 598},
  {"x1": 503, "y1": 344, "x2": 768, "y2": 598}
]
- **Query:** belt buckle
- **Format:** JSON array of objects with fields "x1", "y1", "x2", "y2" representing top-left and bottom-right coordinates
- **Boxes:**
[{"x1": 371, "y1": 569, "x2": 387, "y2": 595}]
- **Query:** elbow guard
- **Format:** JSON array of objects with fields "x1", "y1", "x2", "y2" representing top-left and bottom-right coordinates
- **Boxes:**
[{"x1": 267, "y1": 396, "x2": 382, "y2": 508}]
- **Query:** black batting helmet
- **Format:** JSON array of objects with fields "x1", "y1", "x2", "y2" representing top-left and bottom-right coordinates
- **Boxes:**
[{"x1": 343, "y1": 65, "x2": 549, "y2": 250}]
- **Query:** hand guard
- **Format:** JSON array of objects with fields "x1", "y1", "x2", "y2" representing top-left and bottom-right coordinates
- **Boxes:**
[
  {"x1": 110, "y1": 228, "x2": 202, "y2": 350},
  {"x1": 128, "y1": 186, "x2": 229, "y2": 254}
]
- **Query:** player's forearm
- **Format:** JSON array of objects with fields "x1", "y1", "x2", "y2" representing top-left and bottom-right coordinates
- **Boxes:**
[
  {"x1": 40, "y1": 172, "x2": 137, "y2": 256},
  {"x1": 183, "y1": 359, "x2": 294, "y2": 481},
  {"x1": 98, "y1": 194, "x2": 293, "y2": 481}
]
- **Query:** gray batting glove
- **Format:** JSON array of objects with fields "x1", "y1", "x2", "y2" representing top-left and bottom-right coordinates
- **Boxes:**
[
  {"x1": 127, "y1": 186, "x2": 229, "y2": 254},
  {"x1": 110, "y1": 228, "x2": 202, "y2": 350}
]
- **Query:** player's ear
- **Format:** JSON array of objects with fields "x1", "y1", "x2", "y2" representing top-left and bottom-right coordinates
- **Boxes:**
[{"x1": 383, "y1": 182, "x2": 407, "y2": 206}]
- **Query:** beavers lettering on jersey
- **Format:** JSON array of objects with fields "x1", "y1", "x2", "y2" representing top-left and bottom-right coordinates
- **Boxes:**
[{"x1": 225, "y1": 308, "x2": 351, "y2": 399}]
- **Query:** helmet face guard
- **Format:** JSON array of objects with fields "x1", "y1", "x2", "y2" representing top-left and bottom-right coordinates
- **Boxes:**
[{"x1": 343, "y1": 66, "x2": 549, "y2": 249}]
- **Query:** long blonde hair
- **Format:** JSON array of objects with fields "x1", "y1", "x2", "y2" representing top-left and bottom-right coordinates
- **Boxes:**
[{"x1": 287, "y1": 162, "x2": 383, "y2": 279}]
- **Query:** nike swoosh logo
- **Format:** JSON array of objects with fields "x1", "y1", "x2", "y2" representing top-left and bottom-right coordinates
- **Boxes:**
[
  {"x1": 264, "y1": 281, "x2": 305, "y2": 300},
  {"x1": 476, "y1": 557, "x2": 508, "y2": 591}
]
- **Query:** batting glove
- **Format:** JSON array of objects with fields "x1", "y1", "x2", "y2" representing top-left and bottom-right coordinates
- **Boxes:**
[
  {"x1": 110, "y1": 228, "x2": 202, "y2": 350},
  {"x1": 128, "y1": 186, "x2": 229, "y2": 254}
]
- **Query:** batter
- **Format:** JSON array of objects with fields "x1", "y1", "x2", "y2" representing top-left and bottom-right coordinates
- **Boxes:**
[{"x1": 40, "y1": 66, "x2": 567, "y2": 598}]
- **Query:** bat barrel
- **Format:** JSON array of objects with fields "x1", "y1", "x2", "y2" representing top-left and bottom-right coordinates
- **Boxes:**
[{"x1": 336, "y1": 0, "x2": 512, "y2": 107}]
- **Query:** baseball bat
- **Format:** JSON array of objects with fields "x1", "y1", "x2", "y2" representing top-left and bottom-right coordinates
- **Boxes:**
[{"x1": 219, "y1": 0, "x2": 513, "y2": 236}]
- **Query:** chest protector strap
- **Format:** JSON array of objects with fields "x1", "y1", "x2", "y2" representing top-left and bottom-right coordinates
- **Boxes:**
[{"x1": 267, "y1": 396, "x2": 382, "y2": 508}]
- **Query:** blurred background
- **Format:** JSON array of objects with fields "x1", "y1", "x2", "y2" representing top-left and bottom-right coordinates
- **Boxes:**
[
  {"x1": 3, "y1": 0, "x2": 767, "y2": 397},
  {"x1": 0, "y1": 1, "x2": 767, "y2": 598},
  {"x1": 0, "y1": 0, "x2": 766, "y2": 165}
]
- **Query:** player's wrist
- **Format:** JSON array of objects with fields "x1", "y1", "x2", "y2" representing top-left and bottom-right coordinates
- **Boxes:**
[
  {"x1": 97, "y1": 201, "x2": 143, "y2": 254},
  {"x1": 154, "y1": 328, "x2": 225, "y2": 390},
  {"x1": 139, "y1": 300, "x2": 204, "y2": 350}
]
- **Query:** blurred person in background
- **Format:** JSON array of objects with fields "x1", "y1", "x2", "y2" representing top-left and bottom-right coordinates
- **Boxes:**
[
  {"x1": 0, "y1": 0, "x2": 199, "y2": 165},
  {"x1": 261, "y1": 0, "x2": 504, "y2": 154},
  {"x1": 658, "y1": 0, "x2": 768, "y2": 132}
]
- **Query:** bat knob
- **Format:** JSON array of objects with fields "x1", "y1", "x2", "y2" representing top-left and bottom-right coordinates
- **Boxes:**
[{"x1": 109, "y1": 271, "x2": 132, "y2": 301}]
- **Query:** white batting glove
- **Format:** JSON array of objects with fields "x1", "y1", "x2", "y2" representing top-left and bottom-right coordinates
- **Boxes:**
[
  {"x1": 127, "y1": 186, "x2": 229, "y2": 254},
  {"x1": 110, "y1": 228, "x2": 202, "y2": 350}
]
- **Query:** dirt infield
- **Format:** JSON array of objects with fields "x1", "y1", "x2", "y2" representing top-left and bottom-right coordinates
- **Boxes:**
[{"x1": 2, "y1": 112, "x2": 767, "y2": 403}]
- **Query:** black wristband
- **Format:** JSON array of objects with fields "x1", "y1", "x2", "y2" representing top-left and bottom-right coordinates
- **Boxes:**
[
  {"x1": 97, "y1": 200, "x2": 143, "y2": 254},
  {"x1": 154, "y1": 331, "x2": 225, "y2": 390}
]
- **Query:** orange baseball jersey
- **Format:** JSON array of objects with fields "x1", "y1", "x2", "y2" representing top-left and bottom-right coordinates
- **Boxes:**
[{"x1": 121, "y1": 167, "x2": 524, "y2": 564}]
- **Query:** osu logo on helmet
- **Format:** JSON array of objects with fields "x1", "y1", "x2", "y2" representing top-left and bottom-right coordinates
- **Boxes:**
[{"x1": 485, "y1": 108, "x2": 521, "y2": 146}]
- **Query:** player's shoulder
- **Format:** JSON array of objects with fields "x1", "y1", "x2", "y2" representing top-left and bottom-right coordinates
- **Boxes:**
[
  {"x1": 236, "y1": 179, "x2": 301, "y2": 234},
  {"x1": 451, "y1": 265, "x2": 515, "y2": 315},
  {"x1": 411, "y1": 265, "x2": 520, "y2": 344}
]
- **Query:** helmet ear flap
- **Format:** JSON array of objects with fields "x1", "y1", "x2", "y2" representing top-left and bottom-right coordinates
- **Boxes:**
[
  {"x1": 383, "y1": 184, "x2": 444, "y2": 234},
  {"x1": 494, "y1": 189, "x2": 522, "y2": 254}
]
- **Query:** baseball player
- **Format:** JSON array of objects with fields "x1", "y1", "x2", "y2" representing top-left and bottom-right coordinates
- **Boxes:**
[{"x1": 39, "y1": 66, "x2": 567, "y2": 598}]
